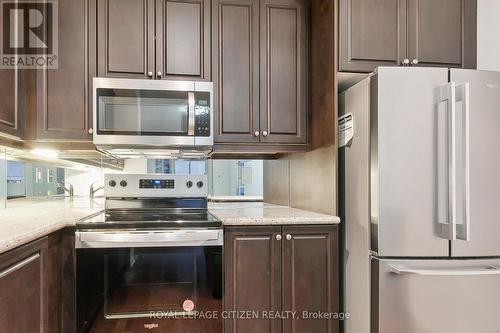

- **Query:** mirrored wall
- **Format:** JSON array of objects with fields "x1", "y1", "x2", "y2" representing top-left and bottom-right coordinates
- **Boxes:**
[{"x1": 0, "y1": 146, "x2": 264, "y2": 208}]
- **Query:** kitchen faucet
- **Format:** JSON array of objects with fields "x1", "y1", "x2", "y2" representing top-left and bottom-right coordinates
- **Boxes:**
[
  {"x1": 57, "y1": 181, "x2": 74, "y2": 197},
  {"x1": 90, "y1": 182, "x2": 104, "y2": 199}
]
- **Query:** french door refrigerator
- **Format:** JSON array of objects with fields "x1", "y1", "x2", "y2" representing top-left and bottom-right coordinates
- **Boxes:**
[{"x1": 340, "y1": 67, "x2": 500, "y2": 333}]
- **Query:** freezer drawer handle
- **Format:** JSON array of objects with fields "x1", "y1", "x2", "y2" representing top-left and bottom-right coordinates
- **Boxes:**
[{"x1": 390, "y1": 265, "x2": 500, "y2": 276}]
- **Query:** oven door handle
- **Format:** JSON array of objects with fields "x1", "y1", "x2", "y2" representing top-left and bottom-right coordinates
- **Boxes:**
[{"x1": 75, "y1": 229, "x2": 223, "y2": 248}]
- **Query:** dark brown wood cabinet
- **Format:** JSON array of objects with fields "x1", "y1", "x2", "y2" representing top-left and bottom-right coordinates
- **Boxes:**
[
  {"x1": 407, "y1": 0, "x2": 477, "y2": 68},
  {"x1": 339, "y1": 0, "x2": 477, "y2": 73},
  {"x1": 213, "y1": 0, "x2": 307, "y2": 146},
  {"x1": 97, "y1": 0, "x2": 210, "y2": 80},
  {"x1": 0, "y1": 237, "x2": 48, "y2": 333},
  {"x1": 37, "y1": 0, "x2": 92, "y2": 140},
  {"x1": 0, "y1": 229, "x2": 75, "y2": 333},
  {"x1": 224, "y1": 226, "x2": 282, "y2": 333},
  {"x1": 282, "y1": 226, "x2": 339, "y2": 333},
  {"x1": 97, "y1": 0, "x2": 155, "y2": 79},
  {"x1": 156, "y1": 0, "x2": 211, "y2": 79},
  {"x1": 0, "y1": 69, "x2": 20, "y2": 137},
  {"x1": 224, "y1": 225, "x2": 339, "y2": 333},
  {"x1": 339, "y1": 0, "x2": 407, "y2": 72},
  {"x1": 212, "y1": 0, "x2": 260, "y2": 143},
  {"x1": 260, "y1": 0, "x2": 307, "y2": 144}
]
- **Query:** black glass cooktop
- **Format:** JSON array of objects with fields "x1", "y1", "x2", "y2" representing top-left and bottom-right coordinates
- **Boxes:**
[{"x1": 77, "y1": 209, "x2": 222, "y2": 229}]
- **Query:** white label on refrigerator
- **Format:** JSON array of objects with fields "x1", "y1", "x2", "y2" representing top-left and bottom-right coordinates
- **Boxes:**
[{"x1": 338, "y1": 113, "x2": 355, "y2": 148}]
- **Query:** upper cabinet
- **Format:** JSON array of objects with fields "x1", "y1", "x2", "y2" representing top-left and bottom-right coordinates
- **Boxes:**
[
  {"x1": 339, "y1": 0, "x2": 477, "y2": 73},
  {"x1": 212, "y1": 0, "x2": 260, "y2": 143},
  {"x1": 37, "y1": 0, "x2": 91, "y2": 140},
  {"x1": 96, "y1": 0, "x2": 210, "y2": 80},
  {"x1": 339, "y1": 0, "x2": 407, "y2": 72},
  {"x1": 156, "y1": 0, "x2": 211, "y2": 79},
  {"x1": 0, "y1": 69, "x2": 21, "y2": 137},
  {"x1": 407, "y1": 0, "x2": 477, "y2": 68},
  {"x1": 96, "y1": 0, "x2": 155, "y2": 79},
  {"x1": 259, "y1": 0, "x2": 307, "y2": 144},
  {"x1": 213, "y1": 0, "x2": 307, "y2": 146}
]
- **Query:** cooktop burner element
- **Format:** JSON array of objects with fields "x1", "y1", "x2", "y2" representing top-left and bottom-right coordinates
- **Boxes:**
[{"x1": 77, "y1": 208, "x2": 222, "y2": 229}]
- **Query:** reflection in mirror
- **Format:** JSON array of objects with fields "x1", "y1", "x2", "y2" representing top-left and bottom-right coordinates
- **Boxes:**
[{"x1": 207, "y1": 160, "x2": 263, "y2": 200}]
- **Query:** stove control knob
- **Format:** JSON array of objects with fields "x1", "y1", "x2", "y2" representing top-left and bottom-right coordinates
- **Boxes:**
[
  {"x1": 108, "y1": 180, "x2": 117, "y2": 187},
  {"x1": 186, "y1": 181, "x2": 193, "y2": 188},
  {"x1": 197, "y1": 181, "x2": 204, "y2": 188},
  {"x1": 120, "y1": 180, "x2": 128, "y2": 187}
]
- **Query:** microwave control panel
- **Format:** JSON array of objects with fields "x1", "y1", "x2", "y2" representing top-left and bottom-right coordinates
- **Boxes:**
[{"x1": 194, "y1": 92, "x2": 210, "y2": 136}]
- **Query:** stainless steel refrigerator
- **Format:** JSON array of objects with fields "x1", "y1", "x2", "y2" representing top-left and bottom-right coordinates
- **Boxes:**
[{"x1": 340, "y1": 67, "x2": 500, "y2": 333}]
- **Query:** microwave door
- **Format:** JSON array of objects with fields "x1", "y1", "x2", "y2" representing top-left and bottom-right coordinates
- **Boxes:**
[{"x1": 94, "y1": 87, "x2": 195, "y2": 147}]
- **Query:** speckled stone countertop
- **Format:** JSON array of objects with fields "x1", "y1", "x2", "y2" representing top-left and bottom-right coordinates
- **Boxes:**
[
  {"x1": 0, "y1": 198, "x2": 339, "y2": 254},
  {"x1": 208, "y1": 202, "x2": 340, "y2": 225},
  {"x1": 0, "y1": 197, "x2": 104, "y2": 254}
]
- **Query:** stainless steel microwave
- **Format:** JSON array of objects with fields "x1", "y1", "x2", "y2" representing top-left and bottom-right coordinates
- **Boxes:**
[{"x1": 93, "y1": 78, "x2": 213, "y2": 149}]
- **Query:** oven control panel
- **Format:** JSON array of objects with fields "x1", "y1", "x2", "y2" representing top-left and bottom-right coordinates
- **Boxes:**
[
  {"x1": 104, "y1": 174, "x2": 207, "y2": 198},
  {"x1": 139, "y1": 179, "x2": 175, "y2": 189}
]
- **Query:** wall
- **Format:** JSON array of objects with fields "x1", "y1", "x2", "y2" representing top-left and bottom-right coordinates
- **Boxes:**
[{"x1": 477, "y1": 0, "x2": 500, "y2": 71}]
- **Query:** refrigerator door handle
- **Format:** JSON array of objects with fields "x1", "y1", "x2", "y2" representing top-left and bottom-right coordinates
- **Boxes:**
[
  {"x1": 438, "y1": 82, "x2": 470, "y2": 241},
  {"x1": 454, "y1": 82, "x2": 471, "y2": 241},
  {"x1": 438, "y1": 82, "x2": 457, "y2": 240},
  {"x1": 390, "y1": 265, "x2": 500, "y2": 276}
]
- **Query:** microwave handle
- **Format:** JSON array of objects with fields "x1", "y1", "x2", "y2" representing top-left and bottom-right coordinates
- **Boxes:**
[{"x1": 188, "y1": 92, "x2": 195, "y2": 135}]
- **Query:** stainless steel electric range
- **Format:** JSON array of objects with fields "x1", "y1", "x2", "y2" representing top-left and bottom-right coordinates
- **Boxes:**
[{"x1": 76, "y1": 174, "x2": 222, "y2": 333}]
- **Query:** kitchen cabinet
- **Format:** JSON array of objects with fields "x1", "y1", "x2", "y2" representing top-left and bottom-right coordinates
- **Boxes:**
[
  {"x1": 0, "y1": 69, "x2": 33, "y2": 139},
  {"x1": 37, "y1": 0, "x2": 92, "y2": 140},
  {"x1": 224, "y1": 226, "x2": 282, "y2": 333},
  {"x1": 0, "y1": 69, "x2": 20, "y2": 137},
  {"x1": 224, "y1": 225, "x2": 339, "y2": 333},
  {"x1": 213, "y1": 0, "x2": 307, "y2": 146},
  {"x1": 0, "y1": 229, "x2": 76, "y2": 333},
  {"x1": 0, "y1": 237, "x2": 48, "y2": 333},
  {"x1": 96, "y1": 0, "x2": 210, "y2": 80},
  {"x1": 407, "y1": 0, "x2": 477, "y2": 68},
  {"x1": 259, "y1": 0, "x2": 307, "y2": 144},
  {"x1": 339, "y1": 0, "x2": 477, "y2": 73},
  {"x1": 156, "y1": 0, "x2": 211, "y2": 79},
  {"x1": 212, "y1": 0, "x2": 260, "y2": 143}
]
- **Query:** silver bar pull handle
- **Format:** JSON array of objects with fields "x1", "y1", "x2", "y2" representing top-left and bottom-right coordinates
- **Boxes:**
[
  {"x1": 0, "y1": 253, "x2": 40, "y2": 279},
  {"x1": 187, "y1": 92, "x2": 195, "y2": 136},
  {"x1": 390, "y1": 265, "x2": 500, "y2": 276},
  {"x1": 454, "y1": 82, "x2": 470, "y2": 241},
  {"x1": 438, "y1": 82, "x2": 457, "y2": 240}
]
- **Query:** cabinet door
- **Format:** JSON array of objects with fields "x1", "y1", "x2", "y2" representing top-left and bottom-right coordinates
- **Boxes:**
[
  {"x1": 282, "y1": 225, "x2": 339, "y2": 333},
  {"x1": 0, "y1": 69, "x2": 20, "y2": 137},
  {"x1": 212, "y1": 0, "x2": 260, "y2": 143},
  {"x1": 156, "y1": 0, "x2": 210, "y2": 79},
  {"x1": 0, "y1": 238, "x2": 48, "y2": 333},
  {"x1": 224, "y1": 227, "x2": 282, "y2": 333},
  {"x1": 407, "y1": 0, "x2": 477, "y2": 68},
  {"x1": 37, "y1": 0, "x2": 91, "y2": 140},
  {"x1": 260, "y1": 0, "x2": 306, "y2": 143},
  {"x1": 339, "y1": 0, "x2": 407, "y2": 72},
  {"x1": 97, "y1": 0, "x2": 155, "y2": 78}
]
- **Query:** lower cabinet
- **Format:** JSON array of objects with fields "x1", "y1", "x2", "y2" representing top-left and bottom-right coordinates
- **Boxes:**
[
  {"x1": 0, "y1": 237, "x2": 48, "y2": 333},
  {"x1": 0, "y1": 228, "x2": 75, "y2": 333},
  {"x1": 224, "y1": 225, "x2": 339, "y2": 333}
]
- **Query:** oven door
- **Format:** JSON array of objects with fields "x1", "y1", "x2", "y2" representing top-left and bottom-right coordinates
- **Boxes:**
[
  {"x1": 93, "y1": 78, "x2": 212, "y2": 147},
  {"x1": 76, "y1": 244, "x2": 222, "y2": 333}
]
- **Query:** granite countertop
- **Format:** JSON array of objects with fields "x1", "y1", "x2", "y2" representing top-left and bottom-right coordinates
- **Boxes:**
[
  {"x1": 0, "y1": 197, "x2": 104, "y2": 254},
  {"x1": 209, "y1": 202, "x2": 340, "y2": 225},
  {"x1": 0, "y1": 198, "x2": 339, "y2": 254}
]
